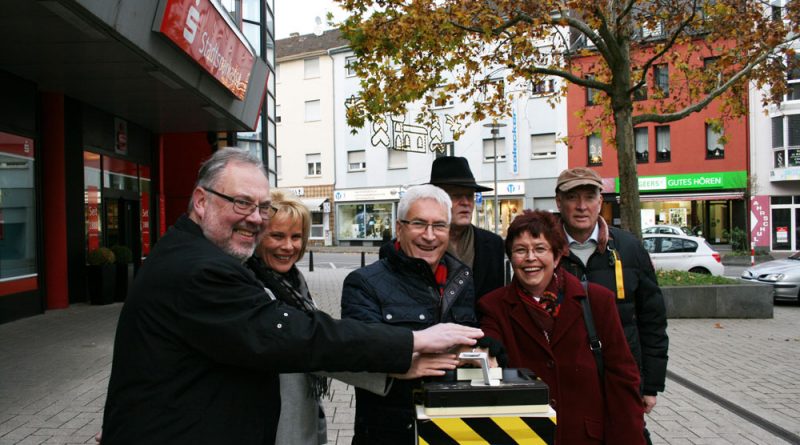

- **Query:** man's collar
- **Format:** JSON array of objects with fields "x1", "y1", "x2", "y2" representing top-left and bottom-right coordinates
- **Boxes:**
[{"x1": 565, "y1": 222, "x2": 600, "y2": 245}]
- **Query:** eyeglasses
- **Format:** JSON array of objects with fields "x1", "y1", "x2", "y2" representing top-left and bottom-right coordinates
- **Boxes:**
[
  {"x1": 399, "y1": 219, "x2": 449, "y2": 233},
  {"x1": 203, "y1": 187, "x2": 277, "y2": 219},
  {"x1": 510, "y1": 246, "x2": 552, "y2": 259}
]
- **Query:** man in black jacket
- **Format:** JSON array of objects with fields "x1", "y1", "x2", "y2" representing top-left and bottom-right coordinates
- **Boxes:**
[
  {"x1": 555, "y1": 167, "x2": 668, "y2": 445},
  {"x1": 429, "y1": 156, "x2": 505, "y2": 299},
  {"x1": 100, "y1": 148, "x2": 483, "y2": 445}
]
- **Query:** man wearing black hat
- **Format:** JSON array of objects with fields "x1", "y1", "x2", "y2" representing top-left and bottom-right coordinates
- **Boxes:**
[{"x1": 429, "y1": 156, "x2": 505, "y2": 299}]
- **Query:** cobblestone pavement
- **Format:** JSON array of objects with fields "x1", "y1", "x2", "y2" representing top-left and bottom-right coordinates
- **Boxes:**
[{"x1": 1, "y1": 265, "x2": 798, "y2": 444}]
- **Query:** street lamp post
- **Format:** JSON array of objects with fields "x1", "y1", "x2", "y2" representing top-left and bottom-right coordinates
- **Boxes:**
[{"x1": 483, "y1": 122, "x2": 506, "y2": 235}]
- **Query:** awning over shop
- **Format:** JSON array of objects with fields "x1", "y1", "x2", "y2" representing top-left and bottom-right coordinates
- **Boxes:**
[
  {"x1": 634, "y1": 191, "x2": 745, "y2": 202},
  {"x1": 302, "y1": 198, "x2": 329, "y2": 212}
]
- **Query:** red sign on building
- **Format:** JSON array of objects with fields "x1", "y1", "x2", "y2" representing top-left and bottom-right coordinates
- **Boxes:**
[{"x1": 156, "y1": 0, "x2": 255, "y2": 100}]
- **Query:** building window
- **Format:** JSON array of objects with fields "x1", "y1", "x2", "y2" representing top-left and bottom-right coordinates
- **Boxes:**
[
  {"x1": 387, "y1": 148, "x2": 407, "y2": 169},
  {"x1": 787, "y1": 55, "x2": 800, "y2": 101},
  {"x1": 275, "y1": 105, "x2": 281, "y2": 123},
  {"x1": 434, "y1": 142, "x2": 454, "y2": 158},
  {"x1": 275, "y1": 64, "x2": 280, "y2": 83},
  {"x1": 656, "y1": 125, "x2": 671, "y2": 162},
  {"x1": 432, "y1": 88, "x2": 455, "y2": 109},
  {"x1": 276, "y1": 155, "x2": 282, "y2": 179},
  {"x1": 310, "y1": 211, "x2": 324, "y2": 239},
  {"x1": 345, "y1": 56, "x2": 357, "y2": 77},
  {"x1": 586, "y1": 75, "x2": 600, "y2": 106},
  {"x1": 304, "y1": 100, "x2": 320, "y2": 122},
  {"x1": 703, "y1": 57, "x2": 721, "y2": 92},
  {"x1": 483, "y1": 137, "x2": 506, "y2": 162},
  {"x1": 480, "y1": 78, "x2": 504, "y2": 103},
  {"x1": 304, "y1": 57, "x2": 320, "y2": 78},
  {"x1": 531, "y1": 133, "x2": 557, "y2": 159},
  {"x1": 0, "y1": 133, "x2": 38, "y2": 286},
  {"x1": 706, "y1": 124, "x2": 725, "y2": 159},
  {"x1": 772, "y1": 116, "x2": 783, "y2": 148},
  {"x1": 348, "y1": 150, "x2": 366, "y2": 171},
  {"x1": 306, "y1": 153, "x2": 321, "y2": 176},
  {"x1": 587, "y1": 133, "x2": 602, "y2": 165},
  {"x1": 531, "y1": 79, "x2": 555, "y2": 94},
  {"x1": 772, "y1": 4, "x2": 783, "y2": 21},
  {"x1": 635, "y1": 127, "x2": 649, "y2": 163},
  {"x1": 633, "y1": 83, "x2": 647, "y2": 101},
  {"x1": 654, "y1": 64, "x2": 669, "y2": 96}
]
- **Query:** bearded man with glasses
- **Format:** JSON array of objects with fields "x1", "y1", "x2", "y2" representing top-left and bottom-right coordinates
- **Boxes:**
[{"x1": 342, "y1": 184, "x2": 498, "y2": 445}]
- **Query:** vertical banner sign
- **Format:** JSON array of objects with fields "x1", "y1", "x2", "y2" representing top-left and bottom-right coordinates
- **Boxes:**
[
  {"x1": 156, "y1": 0, "x2": 256, "y2": 100},
  {"x1": 87, "y1": 186, "x2": 100, "y2": 251},
  {"x1": 750, "y1": 196, "x2": 770, "y2": 248},
  {"x1": 141, "y1": 192, "x2": 151, "y2": 256},
  {"x1": 512, "y1": 108, "x2": 519, "y2": 175},
  {"x1": 114, "y1": 118, "x2": 128, "y2": 155}
]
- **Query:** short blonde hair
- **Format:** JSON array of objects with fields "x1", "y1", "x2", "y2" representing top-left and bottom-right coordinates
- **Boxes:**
[{"x1": 265, "y1": 189, "x2": 311, "y2": 260}]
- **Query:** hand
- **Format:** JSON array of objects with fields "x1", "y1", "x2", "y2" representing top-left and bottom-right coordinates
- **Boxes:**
[
  {"x1": 390, "y1": 353, "x2": 459, "y2": 379},
  {"x1": 94, "y1": 430, "x2": 102, "y2": 443},
  {"x1": 412, "y1": 323, "x2": 483, "y2": 353},
  {"x1": 642, "y1": 395, "x2": 657, "y2": 414},
  {"x1": 455, "y1": 346, "x2": 499, "y2": 368}
]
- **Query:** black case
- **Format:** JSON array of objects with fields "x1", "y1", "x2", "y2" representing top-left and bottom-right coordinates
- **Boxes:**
[{"x1": 420, "y1": 368, "x2": 550, "y2": 408}]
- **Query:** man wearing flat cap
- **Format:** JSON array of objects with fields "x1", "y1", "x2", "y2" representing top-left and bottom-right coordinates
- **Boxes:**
[
  {"x1": 555, "y1": 167, "x2": 668, "y2": 445},
  {"x1": 428, "y1": 156, "x2": 505, "y2": 299}
]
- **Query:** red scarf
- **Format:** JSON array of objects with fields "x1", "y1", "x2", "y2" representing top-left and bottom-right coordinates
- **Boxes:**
[{"x1": 516, "y1": 267, "x2": 566, "y2": 340}]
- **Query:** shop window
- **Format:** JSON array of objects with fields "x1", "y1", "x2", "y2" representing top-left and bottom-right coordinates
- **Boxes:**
[
  {"x1": 103, "y1": 157, "x2": 138, "y2": 192},
  {"x1": 772, "y1": 208, "x2": 791, "y2": 250},
  {"x1": 337, "y1": 202, "x2": 393, "y2": 240},
  {"x1": 656, "y1": 126, "x2": 671, "y2": 162},
  {"x1": 483, "y1": 137, "x2": 506, "y2": 162},
  {"x1": 388, "y1": 149, "x2": 407, "y2": 169},
  {"x1": 139, "y1": 166, "x2": 152, "y2": 258},
  {"x1": 348, "y1": 150, "x2": 366, "y2": 171},
  {"x1": 306, "y1": 153, "x2": 321, "y2": 176},
  {"x1": 772, "y1": 196, "x2": 792, "y2": 205},
  {"x1": 0, "y1": 133, "x2": 37, "y2": 283},
  {"x1": 705, "y1": 124, "x2": 724, "y2": 159},
  {"x1": 84, "y1": 151, "x2": 103, "y2": 255},
  {"x1": 635, "y1": 127, "x2": 649, "y2": 163},
  {"x1": 305, "y1": 100, "x2": 321, "y2": 122},
  {"x1": 587, "y1": 133, "x2": 602, "y2": 165},
  {"x1": 310, "y1": 211, "x2": 324, "y2": 239},
  {"x1": 304, "y1": 57, "x2": 320, "y2": 78},
  {"x1": 654, "y1": 64, "x2": 669, "y2": 96},
  {"x1": 775, "y1": 149, "x2": 786, "y2": 168},
  {"x1": 531, "y1": 133, "x2": 557, "y2": 159}
]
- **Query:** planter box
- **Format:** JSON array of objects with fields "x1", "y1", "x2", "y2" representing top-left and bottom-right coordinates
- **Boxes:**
[
  {"x1": 662, "y1": 282, "x2": 773, "y2": 318},
  {"x1": 115, "y1": 263, "x2": 134, "y2": 302},
  {"x1": 87, "y1": 264, "x2": 116, "y2": 305}
]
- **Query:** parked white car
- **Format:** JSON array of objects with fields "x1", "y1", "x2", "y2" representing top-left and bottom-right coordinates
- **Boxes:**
[
  {"x1": 642, "y1": 234, "x2": 725, "y2": 275},
  {"x1": 740, "y1": 253, "x2": 800, "y2": 302},
  {"x1": 642, "y1": 225, "x2": 692, "y2": 236}
]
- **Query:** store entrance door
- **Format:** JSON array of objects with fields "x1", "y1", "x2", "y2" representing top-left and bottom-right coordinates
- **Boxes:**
[{"x1": 102, "y1": 190, "x2": 141, "y2": 267}]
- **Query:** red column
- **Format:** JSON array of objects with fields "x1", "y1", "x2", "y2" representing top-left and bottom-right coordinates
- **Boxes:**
[{"x1": 41, "y1": 92, "x2": 69, "y2": 309}]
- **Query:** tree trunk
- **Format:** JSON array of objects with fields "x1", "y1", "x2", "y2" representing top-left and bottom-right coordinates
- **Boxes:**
[{"x1": 615, "y1": 106, "x2": 642, "y2": 238}]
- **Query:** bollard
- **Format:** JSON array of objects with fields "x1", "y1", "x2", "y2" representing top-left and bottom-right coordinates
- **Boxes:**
[
  {"x1": 309, "y1": 250, "x2": 314, "y2": 272},
  {"x1": 750, "y1": 242, "x2": 755, "y2": 266},
  {"x1": 361, "y1": 251, "x2": 366, "y2": 268}
]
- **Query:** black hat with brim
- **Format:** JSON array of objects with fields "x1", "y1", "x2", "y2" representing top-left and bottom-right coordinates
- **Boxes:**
[{"x1": 428, "y1": 156, "x2": 493, "y2": 192}]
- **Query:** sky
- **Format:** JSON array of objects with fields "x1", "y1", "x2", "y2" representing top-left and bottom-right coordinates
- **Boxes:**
[{"x1": 274, "y1": 0, "x2": 347, "y2": 39}]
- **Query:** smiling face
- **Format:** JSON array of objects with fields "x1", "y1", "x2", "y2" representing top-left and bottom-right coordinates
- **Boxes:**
[
  {"x1": 260, "y1": 214, "x2": 303, "y2": 274},
  {"x1": 192, "y1": 162, "x2": 270, "y2": 262},
  {"x1": 396, "y1": 198, "x2": 450, "y2": 271},
  {"x1": 438, "y1": 185, "x2": 475, "y2": 228},
  {"x1": 556, "y1": 185, "x2": 602, "y2": 243},
  {"x1": 510, "y1": 231, "x2": 560, "y2": 296}
]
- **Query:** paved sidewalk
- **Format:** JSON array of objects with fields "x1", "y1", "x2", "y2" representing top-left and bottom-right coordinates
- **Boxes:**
[{"x1": 1, "y1": 266, "x2": 798, "y2": 444}]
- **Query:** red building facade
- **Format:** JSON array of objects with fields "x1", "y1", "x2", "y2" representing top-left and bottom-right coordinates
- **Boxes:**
[{"x1": 566, "y1": 41, "x2": 749, "y2": 244}]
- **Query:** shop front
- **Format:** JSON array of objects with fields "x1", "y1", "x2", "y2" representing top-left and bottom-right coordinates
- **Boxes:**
[
  {"x1": 334, "y1": 187, "x2": 401, "y2": 246},
  {"x1": 474, "y1": 181, "x2": 526, "y2": 238},
  {"x1": 607, "y1": 171, "x2": 748, "y2": 245}
]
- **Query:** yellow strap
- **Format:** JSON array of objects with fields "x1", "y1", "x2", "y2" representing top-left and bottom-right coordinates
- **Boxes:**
[
  {"x1": 612, "y1": 250, "x2": 625, "y2": 300},
  {"x1": 430, "y1": 418, "x2": 489, "y2": 444},
  {"x1": 490, "y1": 417, "x2": 550, "y2": 445}
]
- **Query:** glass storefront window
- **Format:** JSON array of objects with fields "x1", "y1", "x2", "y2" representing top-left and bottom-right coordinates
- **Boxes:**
[
  {"x1": 475, "y1": 198, "x2": 523, "y2": 237},
  {"x1": 337, "y1": 202, "x2": 394, "y2": 240},
  {"x1": 103, "y1": 157, "x2": 138, "y2": 192},
  {"x1": 772, "y1": 208, "x2": 791, "y2": 250},
  {"x1": 0, "y1": 133, "x2": 37, "y2": 281},
  {"x1": 84, "y1": 152, "x2": 102, "y2": 254},
  {"x1": 310, "y1": 212, "x2": 324, "y2": 239}
]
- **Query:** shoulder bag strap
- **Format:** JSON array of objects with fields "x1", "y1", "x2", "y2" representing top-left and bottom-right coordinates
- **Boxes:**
[{"x1": 580, "y1": 280, "x2": 605, "y2": 381}]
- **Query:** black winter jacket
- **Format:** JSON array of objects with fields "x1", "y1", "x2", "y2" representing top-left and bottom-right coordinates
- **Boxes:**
[
  {"x1": 341, "y1": 246, "x2": 478, "y2": 445},
  {"x1": 560, "y1": 220, "x2": 669, "y2": 396}
]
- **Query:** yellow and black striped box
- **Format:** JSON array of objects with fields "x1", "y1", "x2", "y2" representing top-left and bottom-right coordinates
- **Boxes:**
[{"x1": 416, "y1": 407, "x2": 556, "y2": 444}]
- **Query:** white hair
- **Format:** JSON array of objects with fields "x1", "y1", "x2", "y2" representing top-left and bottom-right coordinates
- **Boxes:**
[{"x1": 397, "y1": 184, "x2": 452, "y2": 224}]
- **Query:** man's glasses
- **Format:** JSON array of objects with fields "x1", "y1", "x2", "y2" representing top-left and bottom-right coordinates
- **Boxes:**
[
  {"x1": 203, "y1": 187, "x2": 276, "y2": 219},
  {"x1": 399, "y1": 219, "x2": 449, "y2": 234}
]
